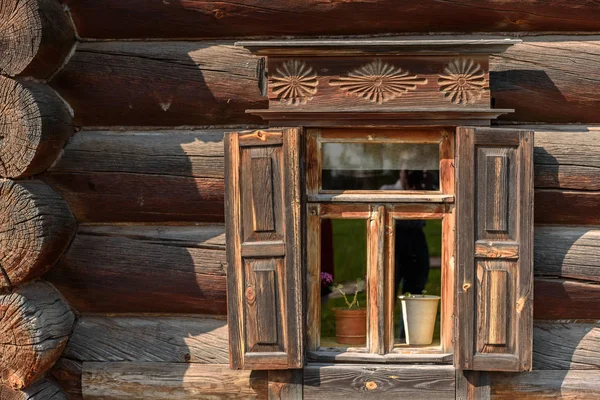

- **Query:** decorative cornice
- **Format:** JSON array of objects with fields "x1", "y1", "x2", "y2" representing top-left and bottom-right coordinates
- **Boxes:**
[{"x1": 271, "y1": 59, "x2": 318, "y2": 106}]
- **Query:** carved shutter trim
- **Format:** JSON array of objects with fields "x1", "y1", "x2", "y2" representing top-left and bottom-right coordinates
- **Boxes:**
[
  {"x1": 225, "y1": 128, "x2": 303, "y2": 370},
  {"x1": 455, "y1": 127, "x2": 534, "y2": 372}
]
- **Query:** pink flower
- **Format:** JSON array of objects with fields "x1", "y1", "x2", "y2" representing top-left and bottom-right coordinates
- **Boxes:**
[{"x1": 320, "y1": 272, "x2": 333, "y2": 285}]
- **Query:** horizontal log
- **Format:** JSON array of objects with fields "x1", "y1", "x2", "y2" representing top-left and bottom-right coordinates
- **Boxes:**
[
  {"x1": 45, "y1": 225, "x2": 227, "y2": 314},
  {"x1": 0, "y1": 180, "x2": 76, "y2": 290},
  {"x1": 44, "y1": 130, "x2": 225, "y2": 223},
  {"x1": 63, "y1": 1, "x2": 600, "y2": 39},
  {"x1": 50, "y1": 42, "x2": 264, "y2": 126},
  {"x1": 0, "y1": 77, "x2": 73, "y2": 178},
  {"x1": 535, "y1": 226, "x2": 600, "y2": 282},
  {"x1": 533, "y1": 322, "x2": 600, "y2": 370},
  {"x1": 0, "y1": 0, "x2": 74, "y2": 78},
  {"x1": 491, "y1": 370, "x2": 600, "y2": 399},
  {"x1": 81, "y1": 363, "x2": 267, "y2": 399},
  {"x1": 533, "y1": 127, "x2": 600, "y2": 191},
  {"x1": 303, "y1": 364, "x2": 455, "y2": 399},
  {"x1": 535, "y1": 190, "x2": 600, "y2": 225},
  {"x1": 44, "y1": 126, "x2": 599, "y2": 224},
  {"x1": 51, "y1": 37, "x2": 600, "y2": 126},
  {"x1": 0, "y1": 281, "x2": 75, "y2": 390},
  {"x1": 0, "y1": 379, "x2": 67, "y2": 400},
  {"x1": 64, "y1": 315, "x2": 229, "y2": 363},
  {"x1": 50, "y1": 359, "x2": 82, "y2": 400},
  {"x1": 534, "y1": 278, "x2": 600, "y2": 320}
]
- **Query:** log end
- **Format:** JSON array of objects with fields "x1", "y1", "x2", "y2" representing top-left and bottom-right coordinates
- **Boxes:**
[
  {"x1": 0, "y1": 0, "x2": 75, "y2": 78},
  {"x1": 0, "y1": 77, "x2": 73, "y2": 178},
  {"x1": 0, "y1": 180, "x2": 76, "y2": 290},
  {"x1": 0, "y1": 379, "x2": 68, "y2": 400},
  {"x1": 0, "y1": 281, "x2": 76, "y2": 390}
]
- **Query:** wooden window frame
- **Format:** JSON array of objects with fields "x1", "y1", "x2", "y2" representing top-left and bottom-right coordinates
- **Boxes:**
[
  {"x1": 305, "y1": 128, "x2": 456, "y2": 364},
  {"x1": 306, "y1": 127, "x2": 455, "y2": 203}
]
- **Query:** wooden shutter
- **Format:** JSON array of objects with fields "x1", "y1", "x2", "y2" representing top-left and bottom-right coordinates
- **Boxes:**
[
  {"x1": 455, "y1": 127, "x2": 534, "y2": 372},
  {"x1": 225, "y1": 128, "x2": 303, "y2": 370}
]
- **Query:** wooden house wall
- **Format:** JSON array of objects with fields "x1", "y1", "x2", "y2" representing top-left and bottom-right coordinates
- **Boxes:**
[{"x1": 1, "y1": 1, "x2": 600, "y2": 399}]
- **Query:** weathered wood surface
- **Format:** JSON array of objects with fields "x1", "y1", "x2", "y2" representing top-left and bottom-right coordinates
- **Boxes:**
[
  {"x1": 533, "y1": 322, "x2": 600, "y2": 370},
  {"x1": 0, "y1": 0, "x2": 74, "y2": 78},
  {"x1": 0, "y1": 77, "x2": 73, "y2": 178},
  {"x1": 64, "y1": 316, "x2": 229, "y2": 363},
  {"x1": 45, "y1": 130, "x2": 224, "y2": 223},
  {"x1": 63, "y1": 0, "x2": 600, "y2": 39},
  {"x1": 0, "y1": 180, "x2": 76, "y2": 290},
  {"x1": 303, "y1": 364, "x2": 455, "y2": 399},
  {"x1": 491, "y1": 370, "x2": 600, "y2": 399},
  {"x1": 81, "y1": 363, "x2": 267, "y2": 399},
  {"x1": 0, "y1": 379, "x2": 67, "y2": 400},
  {"x1": 268, "y1": 370, "x2": 302, "y2": 400},
  {"x1": 50, "y1": 42, "x2": 264, "y2": 127},
  {"x1": 0, "y1": 281, "x2": 75, "y2": 390},
  {"x1": 534, "y1": 278, "x2": 600, "y2": 320},
  {"x1": 535, "y1": 226, "x2": 600, "y2": 282},
  {"x1": 535, "y1": 190, "x2": 600, "y2": 225},
  {"x1": 456, "y1": 370, "x2": 490, "y2": 400},
  {"x1": 51, "y1": 38, "x2": 600, "y2": 126},
  {"x1": 45, "y1": 225, "x2": 227, "y2": 314},
  {"x1": 534, "y1": 127, "x2": 600, "y2": 191},
  {"x1": 45, "y1": 127, "x2": 600, "y2": 224},
  {"x1": 50, "y1": 359, "x2": 82, "y2": 400},
  {"x1": 45, "y1": 225, "x2": 226, "y2": 313}
]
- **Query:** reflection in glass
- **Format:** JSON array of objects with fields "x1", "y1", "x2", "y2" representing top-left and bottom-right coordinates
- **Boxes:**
[
  {"x1": 394, "y1": 219, "x2": 442, "y2": 347},
  {"x1": 322, "y1": 142, "x2": 440, "y2": 191},
  {"x1": 320, "y1": 219, "x2": 367, "y2": 348}
]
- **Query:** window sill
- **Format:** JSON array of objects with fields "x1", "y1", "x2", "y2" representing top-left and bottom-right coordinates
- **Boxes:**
[{"x1": 307, "y1": 350, "x2": 453, "y2": 364}]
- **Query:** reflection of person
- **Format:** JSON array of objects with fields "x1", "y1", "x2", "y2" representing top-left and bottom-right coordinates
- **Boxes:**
[{"x1": 394, "y1": 220, "x2": 430, "y2": 298}]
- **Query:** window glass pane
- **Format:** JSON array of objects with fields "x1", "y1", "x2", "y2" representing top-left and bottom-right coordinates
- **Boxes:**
[
  {"x1": 393, "y1": 219, "x2": 442, "y2": 348},
  {"x1": 320, "y1": 219, "x2": 367, "y2": 348},
  {"x1": 322, "y1": 142, "x2": 440, "y2": 191}
]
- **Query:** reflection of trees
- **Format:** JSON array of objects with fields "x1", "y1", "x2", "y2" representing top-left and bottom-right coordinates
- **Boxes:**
[{"x1": 322, "y1": 143, "x2": 440, "y2": 189}]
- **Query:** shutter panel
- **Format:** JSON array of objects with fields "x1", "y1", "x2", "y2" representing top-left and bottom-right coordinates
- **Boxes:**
[
  {"x1": 455, "y1": 127, "x2": 534, "y2": 372},
  {"x1": 225, "y1": 128, "x2": 303, "y2": 370}
]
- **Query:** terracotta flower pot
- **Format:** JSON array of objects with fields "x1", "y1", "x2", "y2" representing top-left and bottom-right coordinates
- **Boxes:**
[{"x1": 333, "y1": 308, "x2": 367, "y2": 345}]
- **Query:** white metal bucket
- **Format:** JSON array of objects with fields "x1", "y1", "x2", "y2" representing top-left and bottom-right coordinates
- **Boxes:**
[{"x1": 399, "y1": 295, "x2": 441, "y2": 345}]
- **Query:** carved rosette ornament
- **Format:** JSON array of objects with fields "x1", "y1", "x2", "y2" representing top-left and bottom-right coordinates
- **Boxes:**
[
  {"x1": 271, "y1": 59, "x2": 318, "y2": 106},
  {"x1": 329, "y1": 59, "x2": 427, "y2": 104},
  {"x1": 438, "y1": 59, "x2": 486, "y2": 105}
]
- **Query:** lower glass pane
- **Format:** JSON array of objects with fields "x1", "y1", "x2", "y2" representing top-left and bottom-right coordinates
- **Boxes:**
[
  {"x1": 393, "y1": 219, "x2": 442, "y2": 348},
  {"x1": 320, "y1": 219, "x2": 367, "y2": 348}
]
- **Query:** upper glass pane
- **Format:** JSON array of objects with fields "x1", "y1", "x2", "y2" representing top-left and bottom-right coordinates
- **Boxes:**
[{"x1": 321, "y1": 142, "x2": 440, "y2": 191}]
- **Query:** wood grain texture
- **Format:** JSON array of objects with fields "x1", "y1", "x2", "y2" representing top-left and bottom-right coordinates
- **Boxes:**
[
  {"x1": 533, "y1": 322, "x2": 600, "y2": 370},
  {"x1": 0, "y1": 77, "x2": 73, "y2": 178},
  {"x1": 533, "y1": 127, "x2": 600, "y2": 191},
  {"x1": 534, "y1": 278, "x2": 600, "y2": 320},
  {"x1": 45, "y1": 129, "x2": 225, "y2": 223},
  {"x1": 50, "y1": 358, "x2": 82, "y2": 400},
  {"x1": 226, "y1": 128, "x2": 303, "y2": 370},
  {"x1": 0, "y1": 180, "x2": 76, "y2": 290},
  {"x1": 0, "y1": 379, "x2": 67, "y2": 400},
  {"x1": 535, "y1": 190, "x2": 600, "y2": 225},
  {"x1": 534, "y1": 226, "x2": 600, "y2": 282},
  {"x1": 45, "y1": 225, "x2": 227, "y2": 314},
  {"x1": 491, "y1": 370, "x2": 600, "y2": 399},
  {"x1": 63, "y1": 0, "x2": 600, "y2": 39},
  {"x1": 456, "y1": 370, "x2": 490, "y2": 400},
  {"x1": 303, "y1": 364, "x2": 455, "y2": 399},
  {"x1": 0, "y1": 0, "x2": 74, "y2": 78},
  {"x1": 268, "y1": 370, "x2": 302, "y2": 400},
  {"x1": 50, "y1": 37, "x2": 600, "y2": 126},
  {"x1": 64, "y1": 316, "x2": 229, "y2": 363},
  {"x1": 456, "y1": 127, "x2": 533, "y2": 372},
  {"x1": 81, "y1": 363, "x2": 267, "y2": 400},
  {"x1": 50, "y1": 41, "x2": 264, "y2": 127},
  {"x1": 0, "y1": 281, "x2": 75, "y2": 390}
]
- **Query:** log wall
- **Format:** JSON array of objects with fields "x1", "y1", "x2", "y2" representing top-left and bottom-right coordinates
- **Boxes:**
[{"x1": 3, "y1": 2, "x2": 598, "y2": 398}]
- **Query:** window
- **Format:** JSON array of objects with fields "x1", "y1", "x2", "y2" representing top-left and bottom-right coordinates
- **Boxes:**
[
  {"x1": 225, "y1": 126, "x2": 533, "y2": 372},
  {"x1": 306, "y1": 128, "x2": 456, "y2": 363}
]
